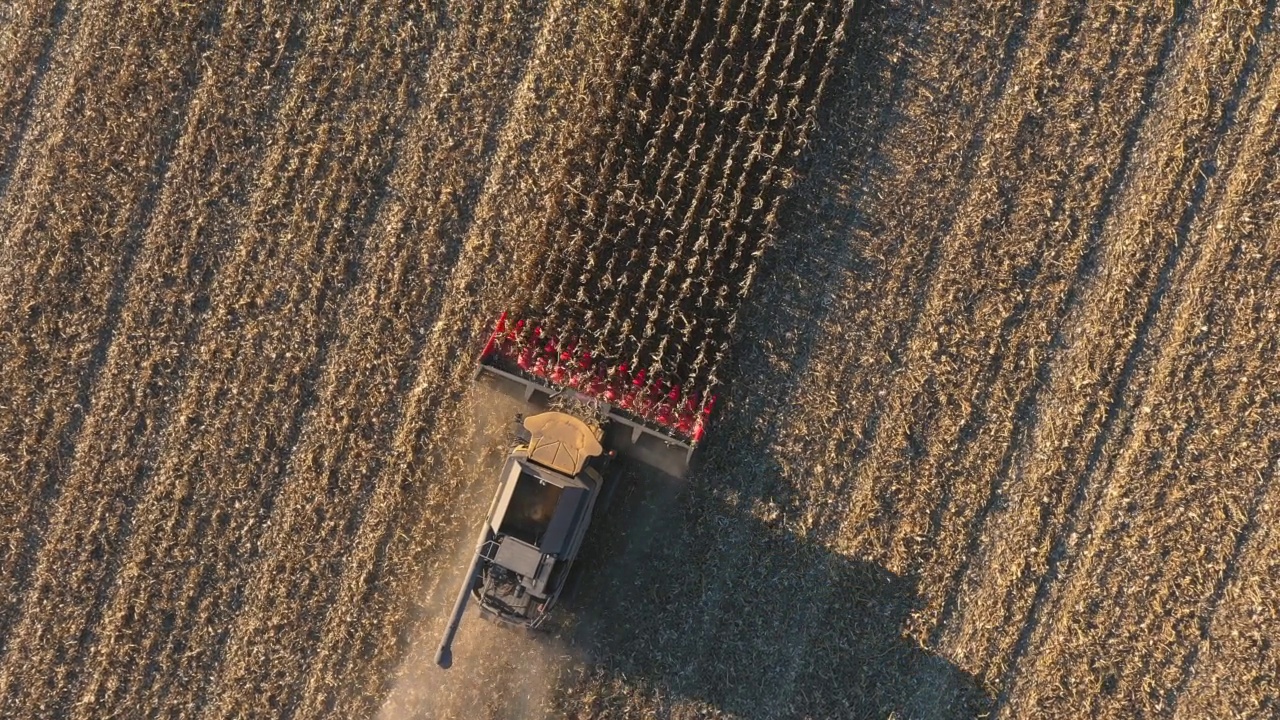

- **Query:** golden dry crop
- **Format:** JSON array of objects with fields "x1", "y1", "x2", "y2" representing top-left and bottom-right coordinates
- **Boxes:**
[{"x1": 0, "y1": 0, "x2": 1276, "y2": 718}]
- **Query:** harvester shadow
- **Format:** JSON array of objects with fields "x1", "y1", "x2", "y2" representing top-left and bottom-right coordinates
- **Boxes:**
[
  {"x1": 416, "y1": 1, "x2": 993, "y2": 715},
  {"x1": 551, "y1": 3, "x2": 996, "y2": 715},
  {"x1": 561, "y1": 467, "x2": 990, "y2": 719}
]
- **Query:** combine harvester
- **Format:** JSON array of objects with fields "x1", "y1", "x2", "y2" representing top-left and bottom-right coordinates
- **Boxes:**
[{"x1": 435, "y1": 313, "x2": 715, "y2": 669}]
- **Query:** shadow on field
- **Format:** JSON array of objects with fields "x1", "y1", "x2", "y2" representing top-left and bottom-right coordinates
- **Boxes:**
[
  {"x1": 553, "y1": 3, "x2": 993, "y2": 716},
  {"x1": 410, "y1": 2, "x2": 996, "y2": 717},
  {"x1": 562, "y1": 466, "x2": 990, "y2": 719}
]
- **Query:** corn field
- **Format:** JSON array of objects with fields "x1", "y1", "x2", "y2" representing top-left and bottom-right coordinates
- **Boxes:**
[{"x1": 0, "y1": 0, "x2": 1276, "y2": 718}]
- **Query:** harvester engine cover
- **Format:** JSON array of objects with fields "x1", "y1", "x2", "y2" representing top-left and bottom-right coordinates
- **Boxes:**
[{"x1": 434, "y1": 411, "x2": 611, "y2": 668}]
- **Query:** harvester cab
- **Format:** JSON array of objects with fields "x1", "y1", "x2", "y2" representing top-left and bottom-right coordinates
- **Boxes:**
[{"x1": 434, "y1": 313, "x2": 716, "y2": 669}]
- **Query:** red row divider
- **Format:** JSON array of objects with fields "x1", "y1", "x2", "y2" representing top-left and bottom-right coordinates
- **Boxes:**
[{"x1": 479, "y1": 313, "x2": 715, "y2": 446}]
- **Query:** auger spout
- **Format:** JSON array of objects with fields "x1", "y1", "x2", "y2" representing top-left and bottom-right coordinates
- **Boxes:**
[{"x1": 435, "y1": 523, "x2": 491, "y2": 669}]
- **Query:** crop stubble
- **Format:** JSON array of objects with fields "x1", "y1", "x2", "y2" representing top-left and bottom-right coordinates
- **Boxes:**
[
  {"x1": 0, "y1": 0, "x2": 1276, "y2": 718},
  {"x1": 63, "y1": 1, "x2": 430, "y2": 715},
  {"x1": 0, "y1": 0, "x2": 225, "y2": 709},
  {"x1": 946, "y1": 0, "x2": 1277, "y2": 698}
]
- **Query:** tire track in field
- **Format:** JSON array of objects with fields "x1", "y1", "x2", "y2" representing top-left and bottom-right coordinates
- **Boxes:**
[
  {"x1": 1035, "y1": 1, "x2": 1279, "y2": 600},
  {"x1": 185, "y1": 0, "x2": 483, "y2": 696},
  {"x1": 0, "y1": 3, "x2": 226, "y2": 703},
  {"x1": 827, "y1": 0, "x2": 1088, "y2": 570},
  {"x1": 2, "y1": 0, "x2": 401, "y2": 707},
  {"x1": 0, "y1": 0, "x2": 95, "y2": 251},
  {"x1": 893, "y1": 0, "x2": 1105, "y2": 566},
  {"x1": 1081, "y1": 260, "x2": 1279, "y2": 718},
  {"x1": 927, "y1": 3, "x2": 1187, "y2": 664},
  {"x1": 1166, "y1": 452, "x2": 1278, "y2": 717},
  {"x1": 1164, "y1": 160, "x2": 1280, "y2": 718},
  {"x1": 0, "y1": 0, "x2": 136, "y2": 638},
  {"x1": 770, "y1": 0, "x2": 1037, "y2": 558},
  {"x1": 916, "y1": 0, "x2": 1167, "y2": 632},
  {"x1": 42, "y1": 6, "x2": 239, "y2": 689},
  {"x1": 188, "y1": 2, "x2": 553, "y2": 716},
  {"x1": 859, "y1": 0, "x2": 1152, "y2": 647},
  {"x1": 320, "y1": 5, "x2": 638, "y2": 714},
  {"x1": 930, "y1": 0, "x2": 1251, "y2": 690},
  {"x1": 928, "y1": 1, "x2": 1184, "y2": 664},
  {"x1": 987, "y1": 4, "x2": 1277, "y2": 705},
  {"x1": 1004, "y1": 36, "x2": 1280, "y2": 715},
  {"x1": 97, "y1": 22, "x2": 364, "y2": 704},
  {"x1": 778, "y1": 11, "x2": 1152, "y2": 696},
  {"x1": 79, "y1": 1, "x2": 432, "y2": 714},
  {"x1": 1174, "y1": 445, "x2": 1280, "y2": 719},
  {"x1": 54, "y1": 4, "x2": 312, "y2": 714},
  {"x1": 0, "y1": 0, "x2": 66, "y2": 201},
  {"x1": 1041, "y1": 0, "x2": 1279, "y2": 610}
]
